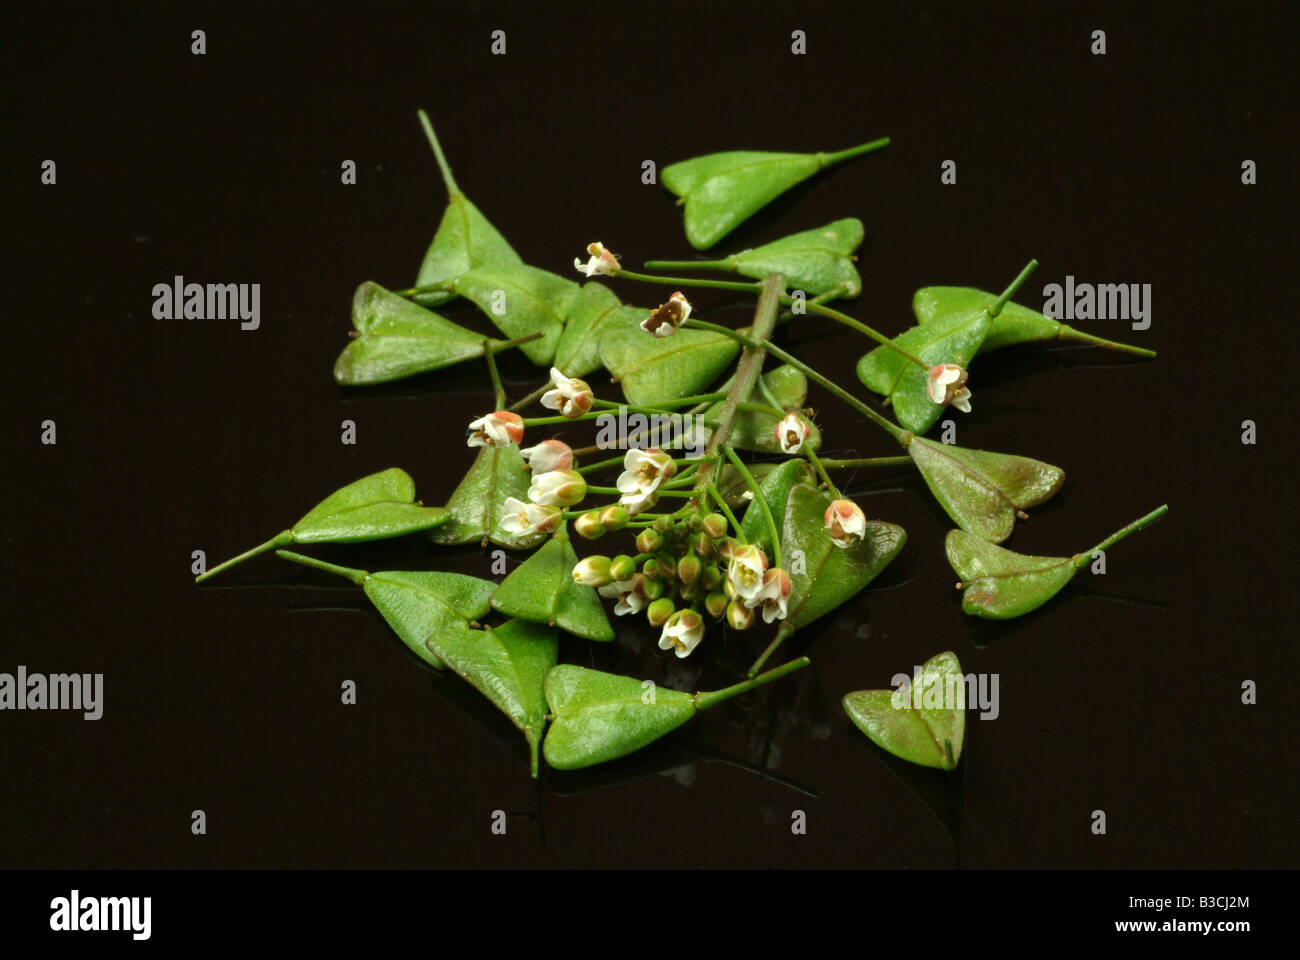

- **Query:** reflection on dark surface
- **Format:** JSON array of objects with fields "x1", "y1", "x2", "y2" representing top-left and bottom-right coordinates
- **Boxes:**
[{"x1": 846, "y1": 722, "x2": 966, "y2": 866}]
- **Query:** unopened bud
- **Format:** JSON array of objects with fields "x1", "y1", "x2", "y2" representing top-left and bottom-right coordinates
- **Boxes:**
[
  {"x1": 610, "y1": 554, "x2": 636, "y2": 581},
  {"x1": 646, "y1": 597, "x2": 675, "y2": 627},
  {"x1": 635, "y1": 528, "x2": 663, "y2": 553},
  {"x1": 726, "y1": 599, "x2": 755, "y2": 630},
  {"x1": 572, "y1": 555, "x2": 612, "y2": 587},
  {"x1": 701, "y1": 564, "x2": 722, "y2": 591},
  {"x1": 691, "y1": 531, "x2": 713, "y2": 557},
  {"x1": 599, "y1": 504, "x2": 630, "y2": 532},
  {"x1": 641, "y1": 576, "x2": 665, "y2": 601},
  {"x1": 704, "y1": 591, "x2": 728, "y2": 619},
  {"x1": 677, "y1": 553, "x2": 702, "y2": 585},
  {"x1": 653, "y1": 516, "x2": 674, "y2": 534},
  {"x1": 573, "y1": 511, "x2": 606, "y2": 540},
  {"x1": 701, "y1": 513, "x2": 728, "y2": 539},
  {"x1": 679, "y1": 580, "x2": 701, "y2": 601},
  {"x1": 655, "y1": 553, "x2": 677, "y2": 582}
]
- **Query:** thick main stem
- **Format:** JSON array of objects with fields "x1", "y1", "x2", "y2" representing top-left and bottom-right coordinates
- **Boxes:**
[
  {"x1": 691, "y1": 274, "x2": 785, "y2": 495},
  {"x1": 684, "y1": 319, "x2": 911, "y2": 448},
  {"x1": 696, "y1": 655, "x2": 811, "y2": 710}
]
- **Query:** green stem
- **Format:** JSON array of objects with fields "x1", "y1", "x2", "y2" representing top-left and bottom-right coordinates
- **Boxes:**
[
  {"x1": 755, "y1": 375, "x2": 785, "y2": 411},
  {"x1": 777, "y1": 284, "x2": 854, "y2": 324},
  {"x1": 575, "y1": 454, "x2": 626, "y2": 475},
  {"x1": 275, "y1": 549, "x2": 369, "y2": 586},
  {"x1": 820, "y1": 137, "x2": 891, "y2": 167},
  {"x1": 484, "y1": 340, "x2": 506, "y2": 409},
  {"x1": 747, "y1": 621, "x2": 797, "y2": 677},
  {"x1": 522, "y1": 411, "x2": 612, "y2": 427},
  {"x1": 803, "y1": 446, "x2": 840, "y2": 499},
  {"x1": 507, "y1": 381, "x2": 551, "y2": 413},
  {"x1": 614, "y1": 268, "x2": 760, "y2": 294},
  {"x1": 817, "y1": 456, "x2": 913, "y2": 469},
  {"x1": 1059, "y1": 325, "x2": 1157, "y2": 358},
  {"x1": 1074, "y1": 504, "x2": 1170, "y2": 569},
  {"x1": 486, "y1": 332, "x2": 543, "y2": 355},
  {"x1": 585, "y1": 484, "x2": 692, "y2": 498},
  {"x1": 722, "y1": 445, "x2": 782, "y2": 567},
  {"x1": 806, "y1": 302, "x2": 930, "y2": 369},
  {"x1": 195, "y1": 531, "x2": 292, "y2": 584},
  {"x1": 683, "y1": 319, "x2": 910, "y2": 447},
  {"x1": 736, "y1": 400, "x2": 786, "y2": 417},
  {"x1": 706, "y1": 483, "x2": 744, "y2": 539},
  {"x1": 417, "y1": 109, "x2": 460, "y2": 197},
  {"x1": 592, "y1": 395, "x2": 725, "y2": 413},
  {"x1": 660, "y1": 464, "x2": 700, "y2": 488},
  {"x1": 643, "y1": 257, "x2": 737, "y2": 273},
  {"x1": 989, "y1": 259, "x2": 1038, "y2": 318},
  {"x1": 697, "y1": 655, "x2": 811, "y2": 710},
  {"x1": 392, "y1": 280, "x2": 454, "y2": 299}
]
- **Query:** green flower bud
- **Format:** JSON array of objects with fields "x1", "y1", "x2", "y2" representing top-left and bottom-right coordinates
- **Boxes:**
[
  {"x1": 599, "y1": 504, "x2": 630, "y2": 533},
  {"x1": 610, "y1": 554, "x2": 636, "y2": 582},
  {"x1": 704, "y1": 591, "x2": 728, "y2": 619},
  {"x1": 701, "y1": 564, "x2": 722, "y2": 591},
  {"x1": 653, "y1": 516, "x2": 674, "y2": 534},
  {"x1": 635, "y1": 528, "x2": 663, "y2": 553},
  {"x1": 572, "y1": 555, "x2": 612, "y2": 587},
  {"x1": 677, "y1": 552, "x2": 702, "y2": 585},
  {"x1": 642, "y1": 557, "x2": 663, "y2": 580},
  {"x1": 641, "y1": 576, "x2": 665, "y2": 601},
  {"x1": 654, "y1": 553, "x2": 678, "y2": 582},
  {"x1": 679, "y1": 580, "x2": 701, "y2": 601},
  {"x1": 646, "y1": 597, "x2": 675, "y2": 627},
  {"x1": 573, "y1": 510, "x2": 606, "y2": 540},
  {"x1": 701, "y1": 513, "x2": 728, "y2": 539}
]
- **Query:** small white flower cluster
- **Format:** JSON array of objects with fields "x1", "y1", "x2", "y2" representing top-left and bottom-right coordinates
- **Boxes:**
[
  {"x1": 501, "y1": 437, "x2": 585, "y2": 536},
  {"x1": 614, "y1": 447, "x2": 676, "y2": 516}
]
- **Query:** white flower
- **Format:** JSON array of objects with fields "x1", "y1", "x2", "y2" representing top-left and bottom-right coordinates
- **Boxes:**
[
  {"x1": 616, "y1": 447, "x2": 675, "y2": 496},
  {"x1": 744, "y1": 567, "x2": 792, "y2": 623},
  {"x1": 574, "y1": 241, "x2": 620, "y2": 278},
  {"x1": 520, "y1": 439, "x2": 573, "y2": 474},
  {"x1": 467, "y1": 410, "x2": 524, "y2": 448},
  {"x1": 598, "y1": 578, "x2": 646, "y2": 616},
  {"x1": 528, "y1": 469, "x2": 587, "y2": 507},
  {"x1": 824, "y1": 499, "x2": 867, "y2": 548},
  {"x1": 616, "y1": 447, "x2": 676, "y2": 515},
  {"x1": 658, "y1": 609, "x2": 705, "y2": 659},
  {"x1": 540, "y1": 367, "x2": 594, "y2": 418},
  {"x1": 774, "y1": 412, "x2": 810, "y2": 454},
  {"x1": 500, "y1": 496, "x2": 561, "y2": 535},
  {"x1": 926, "y1": 364, "x2": 972, "y2": 413},
  {"x1": 641, "y1": 292, "x2": 692, "y2": 338},
  {"x1": 727, "y1": 543, "x2": 769, "y2": 603}
]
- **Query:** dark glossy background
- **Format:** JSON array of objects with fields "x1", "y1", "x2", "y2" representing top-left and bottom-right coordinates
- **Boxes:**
[{"x1": 3, "y1": 1, "x2": 1296, "y2": 868}]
